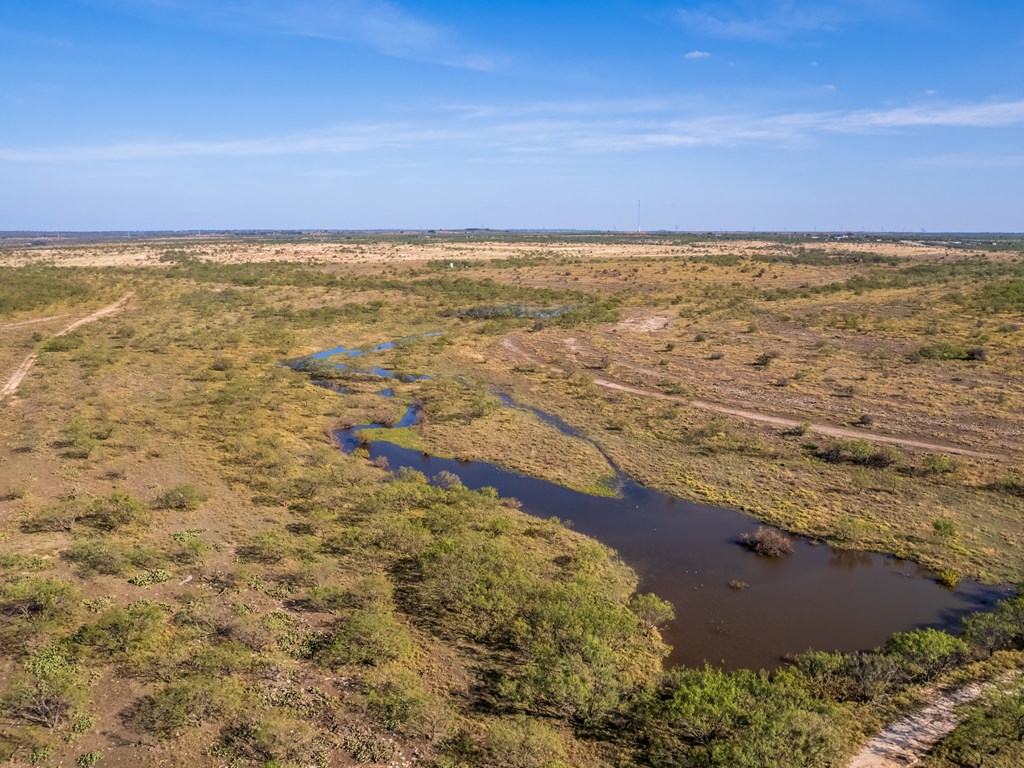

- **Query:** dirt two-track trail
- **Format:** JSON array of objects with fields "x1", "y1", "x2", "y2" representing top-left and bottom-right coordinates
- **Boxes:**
[
  {"x1": 847, "y1": 672, "x2": 1020, "y2": 767},
  {"x1": 500, "y1": 336, "x2": 1007, "y2": 461},
  {"x1": 0, "y1": 296, "x2": 131, "y2": 403}
]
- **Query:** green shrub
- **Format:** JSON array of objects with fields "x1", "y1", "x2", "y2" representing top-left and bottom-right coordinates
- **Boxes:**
[
  {"x1": 128, "y1": 679, "x2": 235, "y2": 738},
  {"x1": 82, "y1": 493, "x2": 148, "y2": 531},
  {"x1": 1, "y1": 644, "x2": 86, "y2": 729},
  {"x1": 884, "y1": 629, "x2": 967, "y2": 680},
  {"x1": 917, "y1": 342, "x2": 970, "y2": 361},
  {"x1": 988, "y1": 470, "x2": 1024, "y2": 498},
  {"x1": 238, "y1": 530, "x2": 290, "y2": 563},
  {"x1": 0, "y1": 266, "x2": 94, "y2": 313},
  {"x1": 365, "y1": 666, "x2": 429, "y2": 731},
  {"x1": 74, "y1": 602, "x2": 165, "y2": 657},
  {"x1": 929, "y1": 679, "x2": 1024, "y2": 767},
  {"x1": 57, "y1": 419, "x2": 97, "y2": 459},
  {"x1": 42, "y1": 333, "x2": 84, "y2": 353},
  {"x1": 818, "y1": 439, "x2": 902, "y2": 468},
  {"x1": 65, "y1": 541, "x2": 129, "y2": 576},
  {"x1": 787, "y1": 650, "x2": 852, "y2": 701},
  {"x1": 933, "y1": 518, "x2": 959, "y2": 539},
  {"x1": 29, "y1": 745, "x2": 53, "y2": 764},
  {"x1": 961, "y1": 595, "x2": 1024, "y2": 656},
  {"x1": 922, "y1": 454, "x2": 955, "y2": 475},
  {"x1": 348, "y1": 574, "x2": 395, "y2": 610},
  {"x1": 0, "y1": 553, "x2": 47, "y2": 572},
  {"x1": 172, "y1": 537, "x2": 208, "y2": 565},
  {"x1": 21, "y1": 500, "x2": 81, "y2": 533},
  {"x1": 974, "y1": 277, "x2": 1024, "y2": 313},
  {"x1": 316, "y1": 607, "x2": 415, "y2": 667},
  {"x1": 0, "y1": 577, "x2": 80, "y2": 641},
  {"x1": 343, "y1": 725, "x2": 395, "y2": 763},
  {"x1": 128, "y1": 569, "x2": 172, "y2": 587},
  {"x1": 155, "y1": 484, "x2": 207, "y2": 511},
  {"x1": 629, "y1": 593, "x2": 676, "y2": 633},
  {"x1": 212, "y1": 715, "x2": 318, "y2": 765},
  {"x1": 306, "y1": 586, "x2": 349, "y2": 614},
  {"x1": 635, "y1": 666, "x2": 849, "y2": 768},
  {"x1": 484, "y1": 716, "x2": 567, "y2": 768}
]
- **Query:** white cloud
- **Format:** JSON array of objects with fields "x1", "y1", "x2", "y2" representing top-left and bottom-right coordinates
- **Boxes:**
[
  {"x1": 824, "y1": 100, "x2": 1024, "y2": 129},
  {"x1": 3, "y1": 97, "x2": 1022, "y2": 163},
  {"x1": 822, "y1": 84, "x2": 837, "y2": 91},
  {"x1": 678, "y1": 3, "x2": 847, "y2": 41},
  {"x1": 445, "y1": 99, "x2": 672, "y2": 119},
  {"x1": 97, "y1": 0, "x2": 498, "y2": 70},
  {"x1": 684, "y1": 50, "x2": 712, "y2": 59},
  {"x1": 908, "y1": 153, "x2": 1024, "y2": 169},
  {"x1": 677, "y1": 1, "x2": 922, "y2": 41}
]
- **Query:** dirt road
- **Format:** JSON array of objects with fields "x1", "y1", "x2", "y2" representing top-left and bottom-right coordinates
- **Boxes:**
[
  {"x1": 500, "y1": 336, "x2": 1005, "y2": 461},
  {"x1": 0, "y1": 296, "x2": 131, "y2": 403},
  {"x1": 0, "y1": 313, "x2": 71, "y2": 330},
  {"x1": 848, "y1": 673, "x2": 1019, "y2": 767}
]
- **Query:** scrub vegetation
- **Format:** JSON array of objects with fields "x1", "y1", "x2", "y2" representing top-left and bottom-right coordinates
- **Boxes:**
[{"x1": 1, "y1": 231, "x2": 1022, "y2": 766}]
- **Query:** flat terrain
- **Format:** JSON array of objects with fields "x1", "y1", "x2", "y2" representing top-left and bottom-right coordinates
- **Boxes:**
[{"x1": 1, "y1": 232, "x2": 1022, "y2": 767}]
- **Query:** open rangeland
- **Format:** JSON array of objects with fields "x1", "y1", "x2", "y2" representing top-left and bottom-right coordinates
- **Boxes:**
[{"x1": 1, "y1": 232, "x2": 1022, "y2": 768}]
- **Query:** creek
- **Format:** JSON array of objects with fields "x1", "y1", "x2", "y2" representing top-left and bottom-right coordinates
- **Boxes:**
[{"x1": 296, "y1": 340, "x2": 1009, "y2": 669}]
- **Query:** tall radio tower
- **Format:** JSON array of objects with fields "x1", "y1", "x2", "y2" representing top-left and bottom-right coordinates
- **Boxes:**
[{"x1": 637, "y1": 200, "x2": 641, "y2": 233}]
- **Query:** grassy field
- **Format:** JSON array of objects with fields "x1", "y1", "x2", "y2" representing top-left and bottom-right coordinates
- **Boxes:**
[{"x1": 1, "y1": 233, "x2": 1022, "y2": 767}]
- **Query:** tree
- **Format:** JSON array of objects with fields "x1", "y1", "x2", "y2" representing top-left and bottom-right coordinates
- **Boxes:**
[{"x1": 630, "y1": 593, "x2": 676, "y2": 635}]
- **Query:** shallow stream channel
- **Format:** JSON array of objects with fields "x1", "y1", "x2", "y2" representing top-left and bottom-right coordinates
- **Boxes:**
[{"x1": 290, "y1": 337, "x2": 1010, "y2": 670}]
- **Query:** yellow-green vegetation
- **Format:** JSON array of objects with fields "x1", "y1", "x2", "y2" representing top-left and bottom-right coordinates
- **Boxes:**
[
  {"x1": 925, "y1": 675, "x2": 1024, "y2": 768},
  {"x1": 1, "y1": 233, "x2": 1023, "y2": 767},
  {"x1": 0, "y1": 256, "x2": 663, "y2": 765},
  {"x1": 411, "y1": 378, "x2": 616, "y2": 495},
  {"x1": 426, "y1": 241, "x2": 1024, "y2": 583}
]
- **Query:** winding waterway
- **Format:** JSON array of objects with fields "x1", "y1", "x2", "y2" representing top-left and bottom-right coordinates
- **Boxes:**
[{"x1": 295, "y1": 339, "x2": 1010, "y2": 670}]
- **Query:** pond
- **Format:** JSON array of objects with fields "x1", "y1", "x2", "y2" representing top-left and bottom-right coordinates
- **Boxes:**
[{"x1": 298, "y1": 340, "x2": 1010, "y2": 670}]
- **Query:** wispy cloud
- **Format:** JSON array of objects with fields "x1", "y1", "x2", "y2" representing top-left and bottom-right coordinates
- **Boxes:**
[
  {"x1": 97, "y1": 0, "x2": 498, "y2": 70},
  {"x1": 684, "y1": 50, "x2": 712, "y2": 59},
  {"x1": 821, "y1": 100, "x2": 1024, "y2": 130},
  {"x1": 907, "y1": 153, "x2": 1024, "y2": 169},
  {"x1": 444, "y1": 98, "x2": 673, "y2": 120},
  {"x1": 677, "y1": 1, "x2": 920, "y2": 41},
  {"x1": 0, "y1": 124, "x2": 458, "y2": 163},
  {"x1": 679, "y1": 5, "x2": 843, "y2": 40},
  {"x1": 2, "y1": 97, "x2": 1022, "y2": 163}
]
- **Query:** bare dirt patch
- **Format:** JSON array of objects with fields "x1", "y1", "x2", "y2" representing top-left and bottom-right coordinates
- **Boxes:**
[{"x1": 614, "y1": 312, "x2": 672, "y2": 333}]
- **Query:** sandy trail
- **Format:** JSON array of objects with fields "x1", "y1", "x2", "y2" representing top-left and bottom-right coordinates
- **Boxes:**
[
  {"x1": 0, "y1": 313, "x2": 71, "y2": 330},
  {"x1": 500, "y1": 336, "x2": 1006, "y2": 461},
  {"x1": 848, "y1": 673, "x2": 1019, "y2": 767},
  {"x1": 0, "y1": 296, "x2": 131, "y2": 403}
]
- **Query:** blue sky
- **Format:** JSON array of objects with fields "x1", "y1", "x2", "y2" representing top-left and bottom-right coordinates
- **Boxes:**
[{"x1": 1, "y1": 0, "x2": 1022, "y2": 231}]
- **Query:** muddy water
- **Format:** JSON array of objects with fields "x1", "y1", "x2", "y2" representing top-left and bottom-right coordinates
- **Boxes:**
[{"x1": 297, "y1": 342, "x2": 1010, "y2": 670}]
